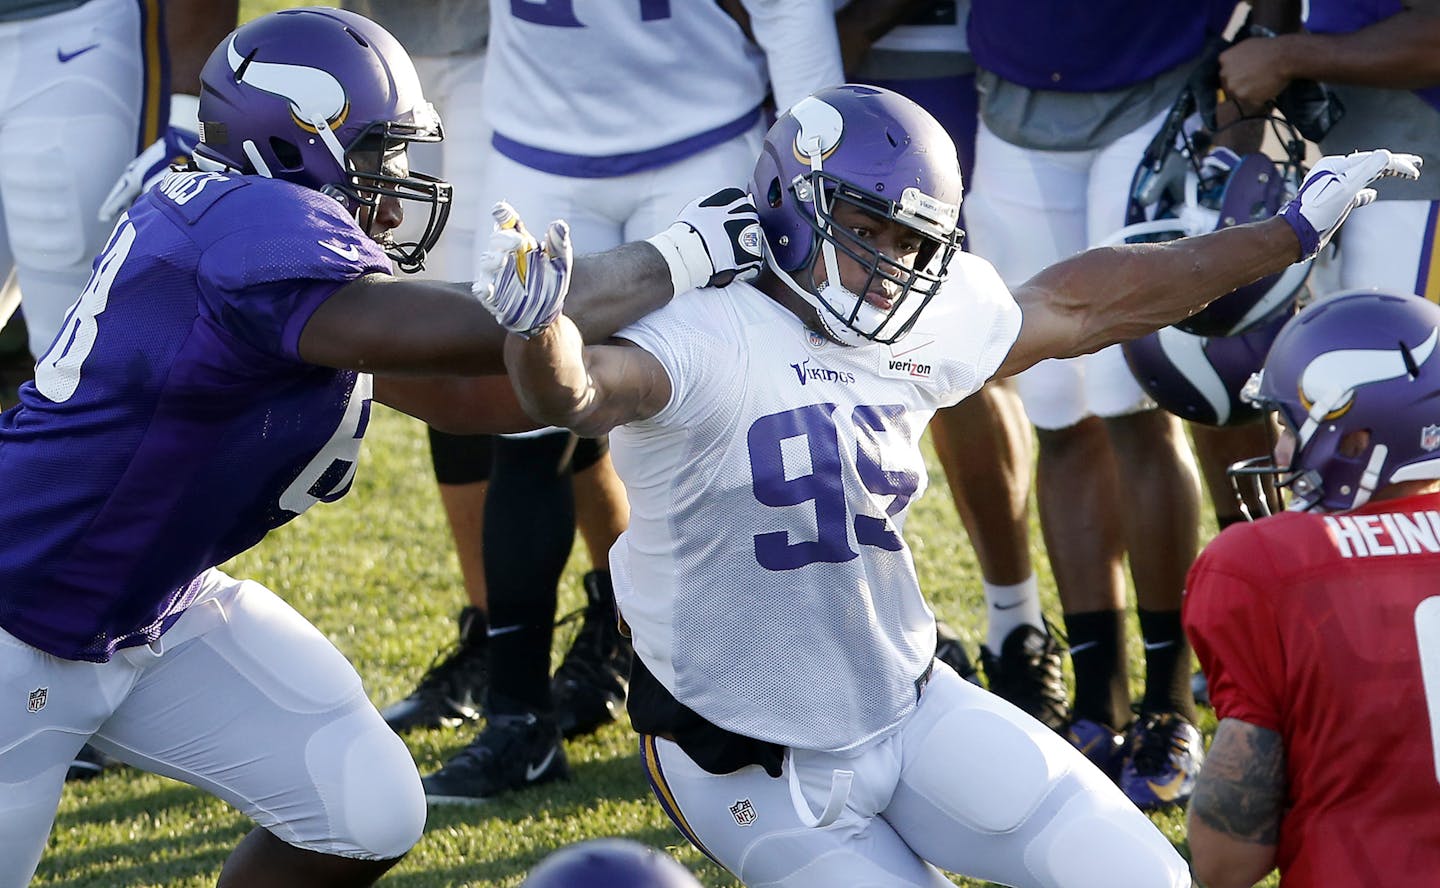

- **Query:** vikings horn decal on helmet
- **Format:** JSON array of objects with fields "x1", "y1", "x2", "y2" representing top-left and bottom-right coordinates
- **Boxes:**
[
  {"x1": 1123, "y1": 305, "x2": 1293, "y2": 426},
  {"x1": 193, "y1": 8, "x2": 452, "y2": 272},
  {"x1": 1235, "y1": 291, "x2": 1440, "y2": 512},
  {"x1": 752, "y1": 84, "x2": 963, "y2": 347},
  {"x1": 1101, "y1": 82, "x2": 1313, "y2": 337},
  {"x1": 520, "y1": 838, "x2": 703, "y2": 887}
]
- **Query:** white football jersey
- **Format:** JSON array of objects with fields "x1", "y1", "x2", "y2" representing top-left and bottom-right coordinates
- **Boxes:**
[
  {"x1": 609, "y1": 255, "x2": 1020, "y2": 751},
  {"x1": 484, "y1": 0, "x2": 840, "y2": 166}
]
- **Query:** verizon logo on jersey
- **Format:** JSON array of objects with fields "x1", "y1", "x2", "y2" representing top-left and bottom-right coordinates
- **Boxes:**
[
  {"x1": 790, "y1": 359, "x2": 855, "y2": 386},
  {"x1": 1325, "y1": 510, "x2": 1440, "y2": 558}
]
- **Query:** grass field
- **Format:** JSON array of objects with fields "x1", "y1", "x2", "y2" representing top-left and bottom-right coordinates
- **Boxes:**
[{"x1": 30, "y1": 2, "x2": 1285, "y2": 886}]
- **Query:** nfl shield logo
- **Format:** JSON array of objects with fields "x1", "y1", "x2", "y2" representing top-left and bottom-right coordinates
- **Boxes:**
[
  {"x1": 1423, "y1": 425, "x2": 1440, "y2": 452},
  {"x1": 806, "y1": 330, "x2": 827, "y2": 349},
  {"x1": 28, "y1": 687, "x2": 47, "y2": 713},
  {"x1": 729, "y1": 798, "x2": 757, "y2": 827}
]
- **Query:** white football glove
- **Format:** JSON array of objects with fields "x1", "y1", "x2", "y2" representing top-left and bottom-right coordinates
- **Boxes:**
[
  {"x1": 1279, "y1": 149, "x2": 1422, "y2": 258},
  {"x1": 472, "y1": 202, "x2": 572, "y2": 338},
  {"x1": 645, "y1": 187, "x2": 763, "y2": 294},
  {"x1": 98, "y1": 94, "x2": 200, "y2": 220}
]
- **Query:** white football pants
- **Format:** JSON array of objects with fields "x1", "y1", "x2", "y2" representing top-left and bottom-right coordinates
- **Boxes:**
[
  {"x1": 0, "y1": 569, "x2": 425, "y2": 888},
  {"x1": 475, "y1": 123, "x2": 764, "y2": 270},
  {"x1": 965, "y1": 113, "x2": 1169, "y2": 430},
  {"x1": 641, "y1": 664, "x2": 1191, "y2": 888},
  {"x1": 0, "y1": 0, "x2": 157, "y2": 361}
]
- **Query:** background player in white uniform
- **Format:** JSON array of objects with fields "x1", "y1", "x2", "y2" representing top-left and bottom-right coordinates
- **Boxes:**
[
  {"x1": 419, "y1": 0, "x2": 846, "y2": 802},
  {"x1": 472, "y1": 84, "x2": 1412, "y2": 886},
  {"x1": 0, "y1": 0, "x2": 176, "y2": 370}
]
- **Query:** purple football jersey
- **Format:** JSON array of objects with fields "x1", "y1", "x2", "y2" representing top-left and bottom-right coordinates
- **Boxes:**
[
  {"x1": 0, "y1": 171, "x2": 391, "y2": 661},
  {"x1": 969, "y1": 1, "x2": 1235, "y2": 92}
]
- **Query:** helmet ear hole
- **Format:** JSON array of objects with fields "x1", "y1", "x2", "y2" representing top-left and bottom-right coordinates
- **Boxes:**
[
  {"x1": 268, "y1": 137, "x2": 302, "y2": 170},
  {"x1": 767, "y1": 177, "x2": 783, "y2": 209}
]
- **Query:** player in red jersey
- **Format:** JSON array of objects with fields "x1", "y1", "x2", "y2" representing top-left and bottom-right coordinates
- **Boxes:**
[{"x1": 1185, "y1": 290, "x2": 1440, "y2": 887}]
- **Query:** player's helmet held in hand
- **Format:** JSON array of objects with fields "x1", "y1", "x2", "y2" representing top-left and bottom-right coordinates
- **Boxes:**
[
  {"x1": 520, "y1": 838, "x2": 702, "y2": 888},
  {"x1": 1240, "y1": 291, "x2": 1440, "y2": 512},
  {"x1": 1106, "y1": 81, "x2": 1314, "y2": 337},
  {"x1": 752, "y1": 84, "x2": 963, "y2": 347},
  {"x1": 193, "y1": 8, "x2": 451, "y2": 272}
]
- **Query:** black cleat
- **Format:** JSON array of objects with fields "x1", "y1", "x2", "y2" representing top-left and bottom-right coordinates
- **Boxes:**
[
  {"x1": 935, "y1": 621, "x2": 980, "y2": 684},
  {"x1": 65, "y1": 744, "x2": 118, "y2": 782},
  {"x1": 381, "y1": 606, "x2": 488, "y2": 733},
  {"x1": 422, "y1": 710, "x2": 570, "y2": 804},
  {"x1": 980, "y1": 623, "x2": 1071, "y2": 731},
  {"x1": 551, "y1": 572, "x2": 632, "y2": 739}
]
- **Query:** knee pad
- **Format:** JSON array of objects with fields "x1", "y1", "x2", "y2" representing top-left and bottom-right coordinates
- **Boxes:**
[
  {"x1": 302, "y1": 710, "x2": 426, "y2": 860},
  {"x1": 1026, "y1": 787, "x2": 1190, "y2": 887},
  {"x1": 911, "y1": 706, "x2": 1063, "y2": 834}
]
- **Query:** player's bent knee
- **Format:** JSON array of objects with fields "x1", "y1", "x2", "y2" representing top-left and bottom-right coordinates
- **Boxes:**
[
  {"x1": 302, "y1": 712, "x2": 426, "y2": 860},
  {"x1": 912, "y1": 707, "x2": 1062, "y2": 833},
  {"x1": 1029, "y1": 788, "x2": 1190, "y2": 888}
]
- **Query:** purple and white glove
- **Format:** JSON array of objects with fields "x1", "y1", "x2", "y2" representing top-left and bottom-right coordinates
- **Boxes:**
[
  {"x1": 1279, "y1": 149, "x2": 1422, "y2": 259},
  {"x1": 472, "y1": 201, "x2": 572, "y2": 338},
  {"x1": 645, "y1": 187, "x2": 763, "y2": 294},
  {"x1": 98, "y1": 94, "x2": 200, "y2": 220}
]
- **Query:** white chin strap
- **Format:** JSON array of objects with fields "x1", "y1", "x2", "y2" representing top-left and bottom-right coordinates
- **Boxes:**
[{"x1": 763, "y1": 242, "x2": 876, "y2": 348}]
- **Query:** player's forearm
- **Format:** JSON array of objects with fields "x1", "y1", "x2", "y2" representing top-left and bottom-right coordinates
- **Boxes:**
[
  {"x1": 566, "y1": 242, "x2": 675, "y2": 343},
  {"x1": 1033, "y1": 217, "x2": 1300, "y2": 359},
  {"x1": 1271, "y1": 12, "x2": 1440, "y2": 90},
  {"x1": 503, "y1": 317, "x2": 595, "y2": 431},
  {"x1": 745, "y1": 0, "x2": 845, "y2": 111}
]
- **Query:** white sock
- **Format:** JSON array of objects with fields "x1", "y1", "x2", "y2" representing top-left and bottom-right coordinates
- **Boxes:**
[{"x1": 984, "y1": 575, "x2": 1043, "y2": 653}]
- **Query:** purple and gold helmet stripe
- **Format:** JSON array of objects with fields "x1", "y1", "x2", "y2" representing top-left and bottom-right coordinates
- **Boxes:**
[
  {"x1": 1415, "y1": 201, "x2": 1440, "y2": 304},
  {"x1": 136, "y1": 0, "x2": 167, "y2": 154},
  {"x1": 638, "y1": 734, "x2": 729, "y2": 873}
]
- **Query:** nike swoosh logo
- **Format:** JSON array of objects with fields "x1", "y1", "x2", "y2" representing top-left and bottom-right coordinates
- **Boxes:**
[
  {"x1": 487, "y1": 624, "x2": 525, "y2": 638},
  {"x1": 890, "y1": 337, "x2": 935, "y2": 358},
  {"x1": 1143, "y1": 640, "x2": 1175, "y2": 651},
  {"x1": 57, "y1": 44, "x2": 100, "y2": 63},
  {"x1": 319, "y1": 240, "x2": 360, "y2": 261},
  {"x1": 992, "y1": 600, "x2": 1026, "y2": 610},
  {"x1": 1145, "y1": 768, "x2": 1189, "y2": 802},
  {"x1": 525, "y1": 747, "x2": 557, "y2": 781},
  {"x1": 1068, "y1": 641, "x2": 1098, "y2": 655}
]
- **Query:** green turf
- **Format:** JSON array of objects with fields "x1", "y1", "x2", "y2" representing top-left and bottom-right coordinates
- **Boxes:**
[{"x1": 32, "y1": 3, "x2": 1286, "y2": 884}]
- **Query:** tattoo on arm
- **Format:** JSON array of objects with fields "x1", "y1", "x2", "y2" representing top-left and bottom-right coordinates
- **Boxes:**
[{"x1": 1191, "y1": 719, "x2": 1287, "y2": 844}]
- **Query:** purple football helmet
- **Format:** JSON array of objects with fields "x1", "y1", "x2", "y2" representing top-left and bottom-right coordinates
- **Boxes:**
[
  {"x1": 1236, "y1": 291, "x2": 1440, "y2": 512},
  {"x1": 1123, "y1": 305, "x2": 1293, "y2": 426},
  {"x1": 193, "y1": 8, "x2": 451, "y2": 272},
  {"x1": 520, "y1": 839, "x2": 702, "y2": 888},
  {"x1": 1104, "y1": 99, "x2": 1312, "y2": 336},
  {"x1": 752, "y1": 84, "x2": 963, "y2": 347}
]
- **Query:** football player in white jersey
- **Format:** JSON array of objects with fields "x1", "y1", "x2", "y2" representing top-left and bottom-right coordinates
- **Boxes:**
[{"x1": 472, "y1": 85, "x2": 1416, "y2": 886}]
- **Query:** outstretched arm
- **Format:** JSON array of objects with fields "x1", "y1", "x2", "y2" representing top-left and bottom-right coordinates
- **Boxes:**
[{"x1": 995, "y1": 149, "x2": 1422, "y2": 378}]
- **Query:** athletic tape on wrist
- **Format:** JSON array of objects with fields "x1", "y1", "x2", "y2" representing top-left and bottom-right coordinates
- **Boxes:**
[{"x1": 645, "y1": 224, "x2": 711, "y2": 295}]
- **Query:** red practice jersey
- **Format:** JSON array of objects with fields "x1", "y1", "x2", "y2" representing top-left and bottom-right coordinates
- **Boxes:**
[{"x1": 1185, "y1": 490, "x2": 1440, "y2": 887}]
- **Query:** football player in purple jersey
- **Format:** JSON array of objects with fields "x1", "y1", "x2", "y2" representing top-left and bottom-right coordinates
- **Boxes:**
[{"x1": 0, "y1": 9, "x2": 753, "y2": 887}]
